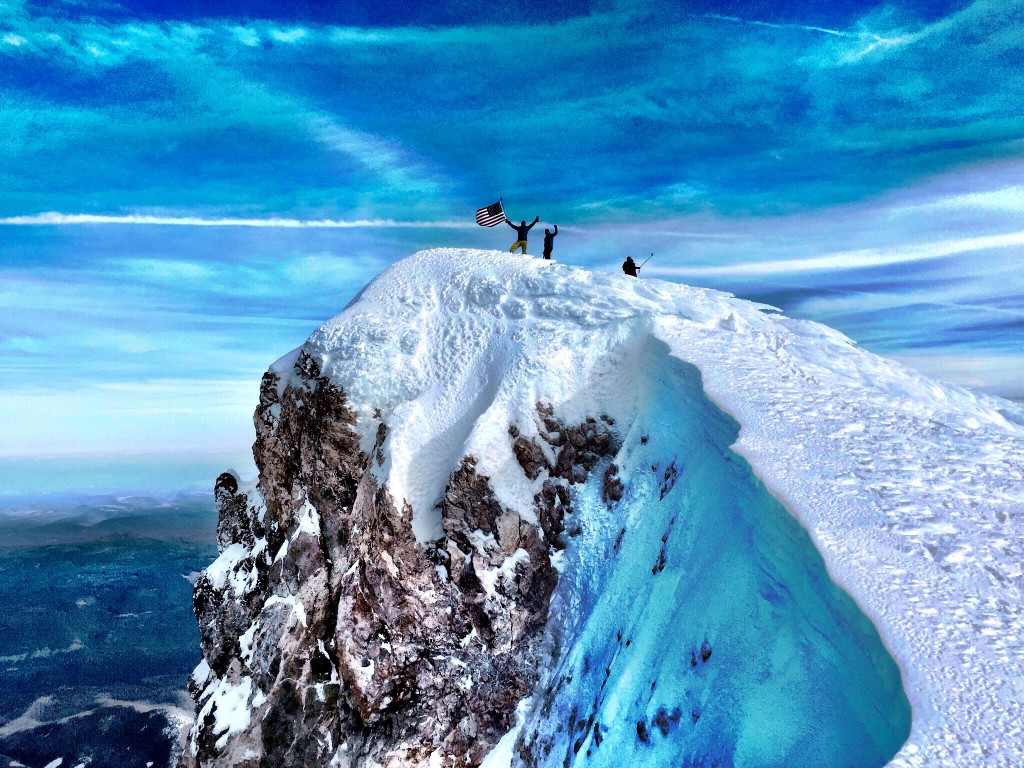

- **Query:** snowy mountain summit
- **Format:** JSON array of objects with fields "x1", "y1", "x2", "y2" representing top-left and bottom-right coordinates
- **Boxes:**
[{"x1": 186, "y1": 249, "x2": 1024, "y2": 768}]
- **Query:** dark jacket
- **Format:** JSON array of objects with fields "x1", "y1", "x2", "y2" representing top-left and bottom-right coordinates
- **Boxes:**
[
  {"x1": 622, "y1": 257, "x2": 638, "y2": 277},
  {"x1": 507, "y1": 217, "x2": 539, "y2": 241},
  {"x1": 543, "y1": 225, "x2": 558, "y2": 252}
]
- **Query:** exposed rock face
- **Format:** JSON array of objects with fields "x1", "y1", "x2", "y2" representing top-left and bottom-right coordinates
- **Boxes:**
[{"x1": 185, "y1": 352, "x2": 619, "y2": 767}]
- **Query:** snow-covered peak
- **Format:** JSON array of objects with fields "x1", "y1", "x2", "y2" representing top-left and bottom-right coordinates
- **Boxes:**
[
  {"x1": 300, "y1": 249, "x2": 1015, "y2": 530},
  {"x1": 286, "y1": 248, "x2": 1024, "y2": 766}
]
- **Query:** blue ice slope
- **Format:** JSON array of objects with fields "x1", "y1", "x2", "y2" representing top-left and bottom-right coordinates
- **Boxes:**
[{"x1": 518, "y1": 337, "x2": 911, "y2": 767}]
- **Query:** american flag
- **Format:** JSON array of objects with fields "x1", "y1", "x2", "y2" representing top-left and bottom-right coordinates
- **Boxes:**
[{"x1": 475, "y1": 200, "x2": 505, "y2": 227}]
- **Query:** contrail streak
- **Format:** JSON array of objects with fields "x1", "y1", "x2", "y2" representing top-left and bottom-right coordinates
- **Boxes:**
[
  {"x1": 0, "y1": 212, "x2": 477, "y2": 229},
  {"x1": 699, "y1": 12, "x2": 918, "y2": 52},
  {"x1": 700, "y1": 13, "x2": 852, "y2": 38}
]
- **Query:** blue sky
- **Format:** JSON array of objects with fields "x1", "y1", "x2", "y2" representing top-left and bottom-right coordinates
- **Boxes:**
[{"x1": 1, "y1": 0, "x2": 1022, "y2": 474}]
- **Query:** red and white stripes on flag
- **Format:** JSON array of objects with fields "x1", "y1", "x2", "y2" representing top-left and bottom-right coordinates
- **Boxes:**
[{"x1": 475, "y1": 200, "x2": 505, "y2": 227}]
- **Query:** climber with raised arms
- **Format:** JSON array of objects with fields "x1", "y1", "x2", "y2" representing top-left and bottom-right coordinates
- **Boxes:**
[{"x1": 506, "y1": 214, "x2": 539, "y2": 255}]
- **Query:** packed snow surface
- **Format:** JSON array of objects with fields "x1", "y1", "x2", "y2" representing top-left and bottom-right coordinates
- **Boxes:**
[{"x1": 286, "y1": 249, "x2": 1024, "y2": 767}]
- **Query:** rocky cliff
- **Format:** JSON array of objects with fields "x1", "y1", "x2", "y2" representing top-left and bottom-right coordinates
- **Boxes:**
[{"x1": 185, "y1": 349, "x2": 619, "y2": 766}]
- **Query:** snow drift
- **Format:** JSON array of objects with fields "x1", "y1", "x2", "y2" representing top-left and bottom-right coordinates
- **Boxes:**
[{"x1": 186, "y1": 249, "x2": 1024, "y2": 767}]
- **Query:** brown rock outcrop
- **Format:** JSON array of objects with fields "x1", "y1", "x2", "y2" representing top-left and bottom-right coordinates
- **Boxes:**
[{"x1": 185, "y1": 351, "x2": 620, "y2": 767}]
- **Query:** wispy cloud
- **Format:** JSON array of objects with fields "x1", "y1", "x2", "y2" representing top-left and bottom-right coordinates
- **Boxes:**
[
  {"x1": 700, "y1": 12, "x2": 851, "y2": 38},
  {"x1": 305, "y1": 114, "x2": 448, "y2": 200},
  {"x1": 270, "y1": 27, "x2": 308, "y2": 44},
  {"x1": 902, "y1": 186, "x2": 1024, "y2": 213},
  {"x1": 0, "y1": 212, "x2": 475, "y2": 228},
  {"x1": 0, "y1": 378, "x2": 261, "y2": 456},
  {"x1": 655, "y1": 230, "x2": 1024, "y2": 277},
  {"x1": 2, "y1": 1, "x2": 1022, "y2": 218},
  {"x1": 699, "y1": 10, "x2": 926, "y2": 61},
  {"x1": 888, "y1": 351, "x2": 1024, "y2": 400},
  {"x1": 1, "y1": 0, "x2": 1023, "y2": 463}
]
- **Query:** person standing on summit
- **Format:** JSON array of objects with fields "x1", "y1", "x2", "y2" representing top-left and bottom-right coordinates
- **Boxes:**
[
  {"x1": 542, "y1": 224, "x2": 558, "y2": 260},
  {"x1": 506, "y1": 215, "x2": 539, "y2": 254}
]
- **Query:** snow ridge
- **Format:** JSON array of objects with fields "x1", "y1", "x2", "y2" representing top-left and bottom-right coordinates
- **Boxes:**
[
  {"x1": 300, "y1": 249, "x2": 1024, "y2": 767},
  {"x1": 193, "y1": 248, "x2": 1023, "y2": 767}
]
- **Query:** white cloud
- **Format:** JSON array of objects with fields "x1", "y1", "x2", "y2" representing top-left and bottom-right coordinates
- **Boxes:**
[
  {"x1": 906, "y1": 186, "x2": 1024, "y2": 213},
  {"x1": 654, "y1": 229, "x2": 1024, "y2": 277},
  {"x1": 838, "y1": 31, "x2": 923, "y2": 63},
  {"x1": 796, "y1": 288, "x2": 1024, "y2": 325},
  {"x1": 0, "y1": 212, "x2": 474, "y2": 228},
  {"x1": 280, "y1": 252, "x2": 388, "y2": 286},
  {"x1": 270, "y1": 27, "x2": 308, "y2": 44},
  {"x1": 2, "y1": 33, "x2": 27, "y2": 46},
  {"x1": 890, "y1": 351, "x2": 1024, "y2": 400},
  {"x1": 306, "y1": 114, "x2": 445, "y2": 197},
  {"x1": 697, "y1": 8, "x2": 930, "y2": 64},
  {"x1": 113, "y1": 258, "x2": 216, "y2": 283},
  {"x1": 0, "y1": 379, "x2": 260, "y2": 457},
  {"x1": 85, "y1": 331, "x2": 157, "y2": 355},
  {"x1": 232, "y1": 26, "x2": 260, "y2": 47}
]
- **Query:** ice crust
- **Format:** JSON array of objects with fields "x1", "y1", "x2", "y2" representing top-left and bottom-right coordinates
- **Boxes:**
[{"x1": 289, "y1": 249, "x2": 1024, "y2": 766}]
